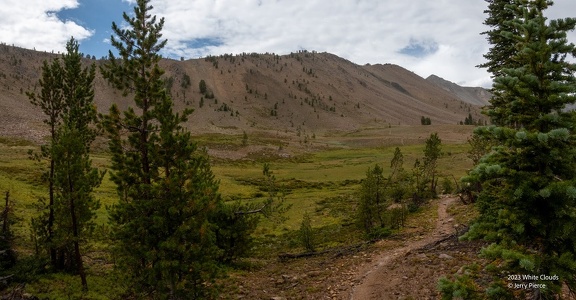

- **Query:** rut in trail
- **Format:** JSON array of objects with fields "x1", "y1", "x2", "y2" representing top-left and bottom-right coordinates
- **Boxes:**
[{"x1": 349, "y1": 196, "x2": 459, "y2": 300}]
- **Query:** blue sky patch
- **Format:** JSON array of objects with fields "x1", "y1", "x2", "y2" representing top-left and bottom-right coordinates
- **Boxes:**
[
  {"x1": 398, "y1": 38, "x2": 439, "y2": 58},
  {"x1": 186, "y1": 37, "x2": 225, "y2": 49},
  {"x1": 56, "y1": 0, "x2": 134, "y2": 58}
]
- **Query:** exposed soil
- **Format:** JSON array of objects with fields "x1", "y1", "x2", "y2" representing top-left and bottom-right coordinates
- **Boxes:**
[
  {"x1": 0, "y1": 44, "x2": 486, "y2": 144},
  {"x1": 222, "y1": 196, "x2": 487, "y2": 300},
  {"x1": 348, "y1": 195, "x2": 470, "y2": 299}
]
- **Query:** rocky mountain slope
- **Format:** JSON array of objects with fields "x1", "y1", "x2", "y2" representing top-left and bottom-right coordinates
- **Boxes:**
[
  {"x1": 426, "y1": 74, "x2": 491, "y2": 106},
  {"x1": 0, "y1": 44, "x2": 489, "y2": 141}
]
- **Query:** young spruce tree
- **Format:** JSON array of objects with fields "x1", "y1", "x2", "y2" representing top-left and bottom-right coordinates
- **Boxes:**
[
  {"x1": 440, "y1": 1, "x2": 576, "y2": 298},
  {"x1": 101, "y1": 0, "x2": 222, "y2": 297}
]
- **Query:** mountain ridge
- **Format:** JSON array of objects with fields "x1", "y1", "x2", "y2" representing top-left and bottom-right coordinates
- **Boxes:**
[
  {"x1": 0, "y1": 45, "x2": 489, "y2": 141},
  {"x1": 426, "y1": 74, "x2": 491, "y2": 106}
]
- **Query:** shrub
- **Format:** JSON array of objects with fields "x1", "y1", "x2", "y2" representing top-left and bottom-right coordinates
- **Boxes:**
[{"x1": 298, "y1": 213, "x2": 315, "y2": 252}]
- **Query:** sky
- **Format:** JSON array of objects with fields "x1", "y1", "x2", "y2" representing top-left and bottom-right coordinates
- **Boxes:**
[{"x1": 0, "y1": 0, "x2": 575, "y2": 88}]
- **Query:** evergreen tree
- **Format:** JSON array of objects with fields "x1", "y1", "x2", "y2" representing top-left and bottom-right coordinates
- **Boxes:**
[
  {"x1": 28, "y1": 38, "x2": 101, "y2": 291},
  {"x1": 478, "y1": 0, "x2": 521, "y2": 77},
  {"x1": 299, "y1": 212, "x2": 315, "y2": 252},
  {"x1": 199, "y1": 79, "x2": 207, "y2": 94},
  {"x1": 358, "y1": 147, "x2": 409, "y2": 236},
  {"x1": 0, "y1": 191, "x2": 16, "y2": 274},
  {"x1": 467, "y1": 133, "x2": 496, "y2": 166},
  {"x1": 389, "y1": 147, "x2": 410, "y2": 203},
  {"x1": 478, "y1": 0, "x2": 522, "y2": 127},
  {"x1": 101, "y1": 0, "x2": 222, "y2": 297},
  {"x1": 27, "y1": 57, "x2": 64, "y2": 266},
  {"x1": 358, "y1": 164, "x2": 385, "y2": 234},
  {"x1": 52, "y1": 38, "x2": 101, "y2": 291},
  {"x1": 242, "y1": 130, "x2": 248, "y2": 146},
  {"x1": 422, "y1": 133, "x2": 442, "y2": 198},
  {"x1": 441, "y1": 1, "x2": 576, "y2": 298}
]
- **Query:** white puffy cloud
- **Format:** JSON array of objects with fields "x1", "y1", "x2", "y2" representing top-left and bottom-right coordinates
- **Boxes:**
[
  {"x1": 147, "y1": 0, "x2": 494, "y2": 86},
  {"x1": 2, "y1": 0, "x2": 575, "y2": 88},
  {"x1": 145, "y1": 0, "x2": 576, "y2": 87},
  {"x1": 0, "y1": 0, "x2": 92, "y2": 53}
]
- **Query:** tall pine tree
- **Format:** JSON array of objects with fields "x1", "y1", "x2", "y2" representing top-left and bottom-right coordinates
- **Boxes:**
[
  {"x1": 478, "y1": 0, "x2": 521, "y2": 77},
  {"x1": 101, "y1": 0, "x2": 222, "y2": 297},
  {"x1": 479, "y1": 0, "x2": 523, "y2": 127},
  {"x1": 27, "y1": 57, "x2": 64, "y2": 266},
  {"x1": 28, "y1": 38, "x2": 101, "y2": 290},
  {"x1": 53, "y1": 38, "x2": 101, "y2": 290},
  {"x1": 440, "y1": 1, "x2": 576, "y2": 298}
]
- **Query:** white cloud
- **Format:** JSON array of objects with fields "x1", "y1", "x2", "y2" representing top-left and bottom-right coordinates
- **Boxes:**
[
  {"x1": 146, "y1": 0, "x2": 496, "y2": 86},
  {"x1": 142, "y1": 0, "x2": 576, "y2": 87},
  {"x1": 0, "y1": 0, "x2": 92, "y2": 53},
  {"x1": 2, "y1": 0, "x2": 574, "y2": 88}
]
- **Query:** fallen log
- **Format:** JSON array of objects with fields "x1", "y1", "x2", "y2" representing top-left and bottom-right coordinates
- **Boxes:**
[
  {"x1": 278, "y1": 249, "x2": 330, "y2": 261},
  {"x1": 278, "y1": 241, "x2": 373, "y2": 261}
]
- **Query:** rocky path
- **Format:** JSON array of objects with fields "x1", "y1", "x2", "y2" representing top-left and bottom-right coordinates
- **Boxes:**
[{"x1": 348, "y1": 196, "x2": 459, "y2": 300}]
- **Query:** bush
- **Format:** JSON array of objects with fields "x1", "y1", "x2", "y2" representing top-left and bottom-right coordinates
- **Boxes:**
[
  {"x1": 199, "y1": 79, "x2": 207, "y2": 94},
  {"x1": 441, "y1": 177, "x2": 454, "y2": 194},
  {"x1": 0, "y1": 191, "x2": 16, "y2": 276},
  {"x1": 368, "y1": 227, "x2": 392, "y2": 240},
  {"x1": 298, "y1": 213, "x2": 315, "y2": 252},
  {"x1": 420, "y1": 116, "x2": 431, "y2": 125}
]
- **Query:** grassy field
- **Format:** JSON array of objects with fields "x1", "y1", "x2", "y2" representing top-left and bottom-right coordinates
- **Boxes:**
[{"x1": 0, "y1": 125, "x2": 475, "y2": 298}]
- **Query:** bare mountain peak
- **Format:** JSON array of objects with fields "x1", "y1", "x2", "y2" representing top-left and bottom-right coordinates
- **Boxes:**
[{"x1": 0, "y1": 45, "x2": 486, "y2": 141}]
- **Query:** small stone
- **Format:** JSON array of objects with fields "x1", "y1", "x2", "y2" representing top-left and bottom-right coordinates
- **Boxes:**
[{"x1": 439, "y1": 253, "x2": 454, "y2": 259}]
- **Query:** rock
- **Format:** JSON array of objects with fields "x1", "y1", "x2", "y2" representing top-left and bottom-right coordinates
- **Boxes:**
[
  {"x1": 307, "y1": 270, "x2": 322, "y2": 277},
  {"x1": 439, "y1": 253, "x2": 454, "y2": 259},
  {"x1": 270, "y1": 297, "x2": 287, "y2": 300},
  {"x1": 416, "y1": 253, "x2": 428, "y2": 260}
]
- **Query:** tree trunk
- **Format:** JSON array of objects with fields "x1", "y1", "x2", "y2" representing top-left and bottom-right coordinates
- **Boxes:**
[
  {"x1": 71, "y1": 203, "x2": 87, "y2": 290},
  {"x1": 68, "y1": 163, "x2": 87, "y2": 291},
  {"x1": 2, "y1": 191, "x2": 8, "y2": 233},
  {"x1": 49, "y1": 158, "x2": 56, "y2": 265}
]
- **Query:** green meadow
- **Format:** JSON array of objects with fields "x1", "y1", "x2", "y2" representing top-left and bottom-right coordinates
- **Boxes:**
[
  {"x1": 0, "y1": 127, "x2": 474, "y2": 298},
  {"x1": 1, "y1": 130, "x2": 474, "y2": 241}
]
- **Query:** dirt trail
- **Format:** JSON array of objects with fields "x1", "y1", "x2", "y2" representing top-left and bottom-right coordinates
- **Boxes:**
[{"x1": 349, "y1": 196, "x2": 458, "y2": 300}]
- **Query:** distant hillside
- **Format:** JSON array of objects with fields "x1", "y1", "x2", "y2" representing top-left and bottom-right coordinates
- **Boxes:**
[
  {"x1": 0, "y1": 45, "x2": 487, "y2": 142},
  {"x1": 426, "y1": 74, "x2": 491, "y2": 106}
]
